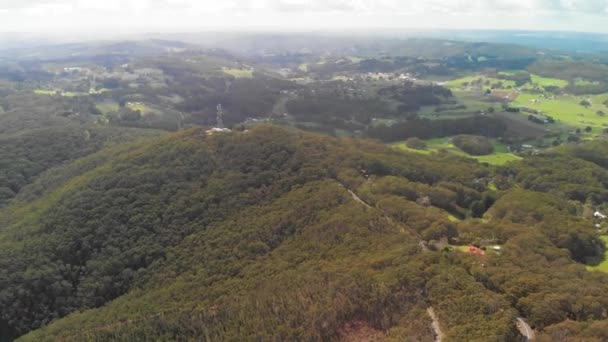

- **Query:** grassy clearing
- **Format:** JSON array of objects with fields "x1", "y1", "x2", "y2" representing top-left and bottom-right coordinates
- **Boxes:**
[
  {"x1": 392, "y1": 144, "x2": 432, "y2": 155},
  {"x1": 89, "y1": 88, "x2": 110, "y2": 94},
  {"x1": 34, "y1": 89, "x2": 59, "y2": 95},
  {"x1": 61, "y1": 92, "x2": 85, "y2": 97},
  {"x1": 222, "y1": 67, "x2": 254, "y2": 78},
  {"x1": 332, "y1": 75, "x2": 351, "y2": 81},
  {"x1": 587, "y1": 236, "x2": 608, "y2": 272},
  {"x1": 449, "y1": 245, "x2": 472, "y2": 252},
  {"x1": 392, "y1": 137, "x2": 521, "y2": 165},
  {"x1": 127, "y1": 103, "x2": 150, "y2": 114},
  {"x1": 418, "y1": 90, "x2": 498, "y2": 120},
  {"x1": 445, "y1": 75, "x2": 516, "y2": 89},
  {"x1": 96, "y1": 101, "x2": 120, "y2": 114},
  {"x1": 34, "y1": 89, "x2": 91, "y2": 97},
  {"x1": 446, "y1": 73, "x2": 568, "y2": 91},
  {"x1": 529, "y1": 75, "x2": 568, "y2": 88},
  {"x1": 575, "y1": 79, "x2": 599, "y2": 86},
  {"x1": 447, "y1": 215, "x2": 461, "y2": 223},
  {"x1": 426, "y1": 138, "x2": 521, "y2": 165},
  {"x1": 474, "y1": 153, "x2": 522, "y2": 165}
]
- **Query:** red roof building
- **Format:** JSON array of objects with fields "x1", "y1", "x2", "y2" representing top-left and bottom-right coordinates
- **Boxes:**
[{"x1": 468, "y1": 246, "x2": 486, "y2": 255}]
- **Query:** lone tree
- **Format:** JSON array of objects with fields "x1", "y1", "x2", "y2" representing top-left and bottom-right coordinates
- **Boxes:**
[
  {"x1": 585, "y1": 126, "x2": 593, "y2": 133},
  {"x1": 580, "y1": 99, "x2": 592, "y2": 108}
]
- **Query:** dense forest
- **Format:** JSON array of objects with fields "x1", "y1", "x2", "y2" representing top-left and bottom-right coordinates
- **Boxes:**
[
  {"x1": 367, "y1": 116, "x2": 508, "y2": 142},
  {"x1": 2, "y1": 33, "x2": 608, "y2": 341},
  {"x1": 0, "y1": 125, "x2": 607, "y2": 341}
]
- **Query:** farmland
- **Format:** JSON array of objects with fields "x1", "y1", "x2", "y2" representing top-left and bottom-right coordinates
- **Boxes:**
[
  {"x1": 445, "y1": 75, "x2": 516, "y2": 89},
  {"x1": 418, "y1": 89, "x2": 499, "y2": 119},
  {"x1": 513, "y1": 93, "x2": 608, "y2": 132},
  {"x1": 527, "y1": 74, "x2": 568, "y2": 88},
  {"x1": 443, "y1": 70, "x2": 608, "y2": 137},
  {"x1": 447, "y1": 73, "x2": 569, "y2": 91}
]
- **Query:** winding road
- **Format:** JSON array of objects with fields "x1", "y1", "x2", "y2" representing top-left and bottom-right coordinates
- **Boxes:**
[
  {"x1": 343, "y1": 183, "x2": 444, "y2": 341},
  {"x1": 516, "y1": 317, "x2": 535, "y2": 341},
  {"x1": 344, "y1": 183, "x2": 535, "y2": 342}
]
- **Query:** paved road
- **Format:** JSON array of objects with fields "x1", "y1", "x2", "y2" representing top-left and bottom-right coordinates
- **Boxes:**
[{"x1": 516, "y1": 317, "x2": 535, "y2": 341}]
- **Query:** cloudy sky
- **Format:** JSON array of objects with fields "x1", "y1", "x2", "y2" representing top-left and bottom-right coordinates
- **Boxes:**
[{"x1": 0, "y1": 0, "x2": 607, "y2": 34}]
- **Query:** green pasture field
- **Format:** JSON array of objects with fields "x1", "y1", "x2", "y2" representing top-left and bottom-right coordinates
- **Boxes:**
[
  {"x1": 418, "y1": 90, "x2": 499, "y2": 119},
  {"x1": 444, "y1": 72, "x2": 608, "y2": 134},
  {"x1": 513, "y1": 93, "x2": 608, "y2": 132},
  {"x1": 575, "y1": 79, "x2": 600, "y2": 86},
  {"x1": 529, "y1": 74, "x2": 568, "y2": 88},
  {"x1": 392, "y1": 137, "x2": 521, "y2": 165},
  {"x1": 447, "y1": 73, "x2": 568, "y2": 91},
  {"x1": 61, "y1": 92, "x2": 86, "y2": 97},
  {"x1": 445, "y1": 75, "x2": 516, "y2": 89},
  {"x1": 34, "y1": 89, "x2": 90, "y2": 97},
  {"x1": 34, "y1": 89, "x2": 58, "y2": 95},
  {"x1": 474, "y1": 153, "x2": 523, "y2": 165}
]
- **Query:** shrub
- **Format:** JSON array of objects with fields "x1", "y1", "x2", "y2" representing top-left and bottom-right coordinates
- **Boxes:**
[{"x1": 406, "y1": 137, "x2": 427, "y2": 150}]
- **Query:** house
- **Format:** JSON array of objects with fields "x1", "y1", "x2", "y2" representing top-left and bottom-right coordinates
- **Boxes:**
[
  {"x1": 206, "y1": 127, "x2": 231, "y2": 135},
  {"x1": 63, "y1": 67, "x2": 84, "y2": 72},
  {"x1": 468, "y1": 246, "x2": 486, "y2": 255}
]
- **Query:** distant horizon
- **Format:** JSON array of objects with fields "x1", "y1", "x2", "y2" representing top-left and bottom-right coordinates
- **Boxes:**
[{"x1": 1, "y1": 27, "x2": 608, "y2": 41}]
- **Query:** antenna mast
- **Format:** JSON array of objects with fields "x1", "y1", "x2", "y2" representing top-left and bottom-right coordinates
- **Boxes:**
[{"x1": 216, "y1": 104, "x2": 224, "y2": 129}]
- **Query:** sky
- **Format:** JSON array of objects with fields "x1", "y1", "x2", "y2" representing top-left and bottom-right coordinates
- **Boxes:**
[{"x1": 0, "y1": 0, "x2": 607, "y2": 35}]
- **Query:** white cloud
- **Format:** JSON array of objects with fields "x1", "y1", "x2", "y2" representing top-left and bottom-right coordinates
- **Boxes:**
[
  {"x1": 1, "y1": 0, "x2": 607, "y2": 13},
  {"x1": 0, "y1": 0, "x2": 606, "y2": 33}
]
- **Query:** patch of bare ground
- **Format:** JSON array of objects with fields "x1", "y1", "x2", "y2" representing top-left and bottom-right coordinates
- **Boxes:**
[{"x1": 339, "y1": 320, "x2": 387, "y2": 342}]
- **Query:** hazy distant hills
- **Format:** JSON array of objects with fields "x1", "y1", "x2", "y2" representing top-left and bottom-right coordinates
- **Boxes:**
[{"x1": 424, "y1": 30, "x2": 608, "y2": 54}]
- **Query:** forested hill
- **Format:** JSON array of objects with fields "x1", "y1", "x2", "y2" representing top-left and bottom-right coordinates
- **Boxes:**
[{"x1": 2, "y1": 125, "x2": 608, "y2": 341}]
